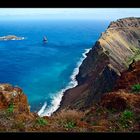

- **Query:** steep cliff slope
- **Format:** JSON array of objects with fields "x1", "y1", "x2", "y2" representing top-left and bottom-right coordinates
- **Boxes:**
[{"x1": 59, "y1": 17, "x2": 140, "y2": 110}]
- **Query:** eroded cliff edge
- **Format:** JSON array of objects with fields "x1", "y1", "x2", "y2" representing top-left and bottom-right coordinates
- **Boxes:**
[{"x1": 59, "y1": 17, "x2": 140, "y2": 110}]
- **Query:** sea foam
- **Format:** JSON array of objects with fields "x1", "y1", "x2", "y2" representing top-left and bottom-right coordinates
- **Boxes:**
[{"x1": 38, "y1": 48, "x2": 91, "y2": 117}]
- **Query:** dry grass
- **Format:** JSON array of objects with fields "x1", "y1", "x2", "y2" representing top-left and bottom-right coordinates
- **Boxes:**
[
  {"x1": 49, "y1": 109, "x2": 85, "y2": 131},
  {"x1": 52, "y1": 109, "x2": 85, "y2": 122}
]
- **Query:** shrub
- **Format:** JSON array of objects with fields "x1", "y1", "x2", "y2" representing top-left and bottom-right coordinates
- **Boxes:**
[
  {"x1": 7, "y1": 103, "x2": 14, "y2": 114},
  {"x1": 63, "y1": 120, "x2": 76, "y2": 129},
  {"x1": 119, "y1": 110, "x2": 134, "y2": 128},
  {"x1": 121, "y1": 110, "x2": 134, "y2": 120},
  {"x1": 52, "y1": 110, "x2": 84, "y2": 130},
  {"x1": 36, "y1": 117, "x2": 48, "y2": 126},
  {"x1": 54, "y1": 109, "x2": 84, "y2": 122},
  {"x1": 91, "y1": 121, "x2": 98, "y2": 126},
  {"x1": 131, "y1": 84, "x2": 140, "y2": 92}
]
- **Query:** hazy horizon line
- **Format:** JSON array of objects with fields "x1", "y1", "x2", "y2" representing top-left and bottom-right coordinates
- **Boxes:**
[{"x1": 0, "y1": 8, "x2": 139, "y2": 21}]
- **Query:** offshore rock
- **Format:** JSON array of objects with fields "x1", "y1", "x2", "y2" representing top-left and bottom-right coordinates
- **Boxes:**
[{"x1": 0, "y1": 35, "x2": 24, "y2": 41}]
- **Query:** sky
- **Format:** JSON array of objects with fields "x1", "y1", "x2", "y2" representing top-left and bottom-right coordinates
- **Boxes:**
[{"x1": 0, "y1": 8, "x2": 139, "y2": 21}]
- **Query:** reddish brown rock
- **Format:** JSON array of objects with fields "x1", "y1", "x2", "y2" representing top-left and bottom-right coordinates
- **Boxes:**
[
  {"x1": 114, "y1": 60, "x2": 140, "y2": 90},
  {"x1": 0, "y1": 84, "x2": 30, "y2": 114},
  {"x1": 100, "y1": 90, "x2": 140, "y2": 111}
]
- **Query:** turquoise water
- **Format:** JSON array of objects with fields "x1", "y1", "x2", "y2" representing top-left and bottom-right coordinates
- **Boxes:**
[{"x1": 0, "y1": 19, "x2": 110, "y2": 115}]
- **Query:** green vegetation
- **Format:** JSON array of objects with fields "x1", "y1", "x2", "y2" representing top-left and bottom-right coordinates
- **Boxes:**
[
  {"x1": 63, "y1": 120, "x2": 76, "y2": 129},
  {"x1": 54, "y1": 110, "x2": 83, "y2": 130},
  {"x1": 121, "y1": 110, "x2": 134, "y2": 120},
  {"x1": 7, "y1": 103, "x2": 14, "y2": 114},
  {"x1": 119, "y1": 110, "x2": 134, "y2": 128},
  {"x1": 127, "y1": 47, "x2": 140, "y2": 65},
  {"x1": 36, "y1": 117, "x2": 48, "y2": 126},
  {"x1": 91, "y1": 121, "x2": 98, "y2": 126},
  {"x1": 132, "y1": 84, "x2": 140, "y2": 92}
]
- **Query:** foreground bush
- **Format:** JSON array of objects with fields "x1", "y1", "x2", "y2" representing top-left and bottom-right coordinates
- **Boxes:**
[
  {"x1": 132, "y1": 84, "x2": 140, "y2": 92},
  {"x1": 119, "y1": 110, "x2": 134, "y2": 128},
  {"x1": 36, "y1": 117, "x2": 48, "y2": 126}
]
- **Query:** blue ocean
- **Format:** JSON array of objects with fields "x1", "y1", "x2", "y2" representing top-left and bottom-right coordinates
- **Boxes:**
[{"x1": 0, "y1": 19, "x2": 110, "y2": 116}]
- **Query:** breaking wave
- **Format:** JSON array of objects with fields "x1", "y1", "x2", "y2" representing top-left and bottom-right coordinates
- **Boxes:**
[{"x1": 38, "y1": 48, "x2": 91, "y2": 117}]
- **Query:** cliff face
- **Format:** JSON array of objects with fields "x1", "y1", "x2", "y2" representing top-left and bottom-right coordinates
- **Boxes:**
[{"x1": 60, "y1": 17, "x2": 140, "y2": 110}]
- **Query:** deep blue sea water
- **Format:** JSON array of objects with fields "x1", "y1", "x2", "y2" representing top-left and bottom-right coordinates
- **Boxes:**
[{"x1": 0, "y1": 19, "x2": 110, "y2": 116}]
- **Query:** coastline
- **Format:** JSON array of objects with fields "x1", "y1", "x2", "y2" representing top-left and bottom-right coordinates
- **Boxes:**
[{"x1": 38, "y1": 48, "x2": 91, "y2": 117}]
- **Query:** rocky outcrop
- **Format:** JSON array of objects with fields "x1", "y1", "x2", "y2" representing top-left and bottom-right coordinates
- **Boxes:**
[
  {"x1": 0, "y1": 84, "x2": 38, "y2": 131},
  {"x1": 59, "y1": 17, "x2": 140, "y2": 110},
  {"x1": 113, "y1": 60, "x2": 140, "y2": 91},
  {"x1": 100, "y1": 90, "x2": 140, "y2": 111},
  {"x1": 0, "y1": 84, "x2": 30, "y2": 113}
]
